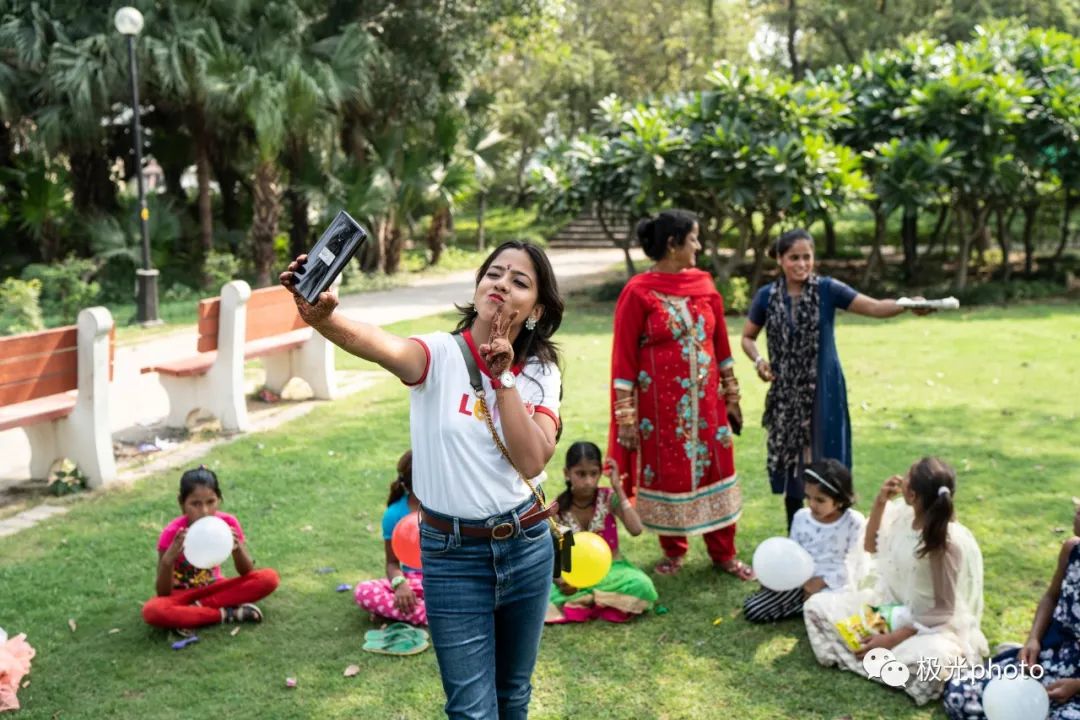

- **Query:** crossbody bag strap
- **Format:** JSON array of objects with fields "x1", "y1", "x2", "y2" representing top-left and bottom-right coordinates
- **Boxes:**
[{"x1": 451, "y1": 333, "x2": 562, "y2": 538}]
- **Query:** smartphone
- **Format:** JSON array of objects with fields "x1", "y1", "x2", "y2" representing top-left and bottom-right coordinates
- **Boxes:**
[{"x1": 293, "y1": 210, "x2": 368, "y2": 304}]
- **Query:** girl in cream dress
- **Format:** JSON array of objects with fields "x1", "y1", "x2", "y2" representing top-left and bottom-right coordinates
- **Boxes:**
[{"x1": 803, "y1": 457, "x2": 988, "y2": 705}]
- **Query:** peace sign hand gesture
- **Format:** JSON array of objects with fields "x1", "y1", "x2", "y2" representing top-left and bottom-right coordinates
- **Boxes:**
[{"x1": 480, "y1": 305, "x2": 518, "y2": 377}]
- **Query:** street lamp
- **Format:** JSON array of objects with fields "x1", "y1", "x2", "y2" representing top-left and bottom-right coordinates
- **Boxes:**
[{"x1": 114, "y1": 6, "x2": 160, "y2": 325}]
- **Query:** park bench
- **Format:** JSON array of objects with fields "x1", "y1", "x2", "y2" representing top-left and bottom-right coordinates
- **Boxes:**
[
  {"x1": 0, "y1": 307, "x2": 117, "y2": 488},
  {"x1": 140, "y1": 280, "x2": 337, "y2": 432}
]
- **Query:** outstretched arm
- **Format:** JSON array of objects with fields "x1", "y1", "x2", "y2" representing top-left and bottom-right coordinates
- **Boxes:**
[
  {"x1": 848, "y1": 294, "x2": 934, "y2": 319},
  {"x1": 280, "y1": 255, "x2": 427, "y2": 384},
  {"x1": 847, "y1": 294, "x2": 907, "y2": 319}
]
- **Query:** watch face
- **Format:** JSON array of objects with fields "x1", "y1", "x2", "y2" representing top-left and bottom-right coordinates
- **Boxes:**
[{"x1": 499, "y1": 371, "x2": 515, "y2": 388}]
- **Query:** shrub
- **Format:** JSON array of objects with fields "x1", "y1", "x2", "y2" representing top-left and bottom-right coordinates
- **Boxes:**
[
  {"x1": 717, "y1": 276, "x2": 751, "y2": 314},
  {"x1": 0, "y1": 277, "x2": 44, "y2": 334},
  {"x1": 22, "y1": 255, "x2": 101, "y2": 323},
  {"x1": 589, "y1": 278, "x2": 628, "y2": 302},
  {"x1": 203, "y1": 250, "x2": 241, "y2": 291}
]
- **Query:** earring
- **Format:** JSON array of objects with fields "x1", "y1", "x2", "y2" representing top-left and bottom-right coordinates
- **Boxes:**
[{"x1": 525, "y1": 316, "x2": 537, "y2": 331}]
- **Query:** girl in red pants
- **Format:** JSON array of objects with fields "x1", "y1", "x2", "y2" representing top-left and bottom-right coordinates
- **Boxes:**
[{"x1": 142, "y1": 467, "x2": 279, "y2": 629}]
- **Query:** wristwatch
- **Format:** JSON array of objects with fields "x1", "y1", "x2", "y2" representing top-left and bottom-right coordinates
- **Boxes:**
[
  {"x1": 391, "y1": 575, "x2": 406, "y2": 589},
  {"x1": 497, "y1": 370, "x2": 516, "y2": 390}
]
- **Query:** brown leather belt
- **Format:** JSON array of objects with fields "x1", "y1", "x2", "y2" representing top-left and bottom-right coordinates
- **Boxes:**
[{"x1": 420, "y1": 502, "x2": 557, "y2": 540}]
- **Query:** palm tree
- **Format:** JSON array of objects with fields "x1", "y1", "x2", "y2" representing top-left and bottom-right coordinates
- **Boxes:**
[
  {"x1": 0, "y1": 4, "x2": 123, "y2": 256},
  {"x1": 206, "y1": 5, "x2": 373, "y2": 286},
  {"x1": 143, "y1": 11, "x2": 225, "y2": 274}
]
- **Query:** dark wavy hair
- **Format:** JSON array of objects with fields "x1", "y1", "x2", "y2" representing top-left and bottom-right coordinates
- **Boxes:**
[
  {"x1": 385, "y1": 450, "x2": 414, "y2": 507},
  {"x1": 556, "y1": 441, "x2": 604, "y2": 513},
  {"x1": 179, "y1": 466, "x2": 222, "y2": 503},
  {"x1": 908, "y1": 456, "x2": 956, "y2": 558},
  {"x1": 454, "y1": 240, "x2": 564, "y2": 370},
  {"x1": 803, "y1": 459, "x2": 855, "y2": 511},
  {"x1": 769, "y1": 227, "x2": 814, "y2": 260},
  {"x1": 636, "y1": 209, "x2": 698, "y2": 261}
]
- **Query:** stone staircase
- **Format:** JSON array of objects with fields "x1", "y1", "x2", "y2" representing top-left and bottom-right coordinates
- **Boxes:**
[{"x1": 548, "y1": 210, "x2": 632, "y2": 249}]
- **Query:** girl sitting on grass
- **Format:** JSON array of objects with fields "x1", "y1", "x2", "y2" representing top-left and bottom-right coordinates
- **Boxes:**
[
  {"x1": 142, "y1": 466, "x2": 279, "y2": 629},
  {"x1": 546, "y1": 441, "x2": 658, "y2": 624},
  {"x1": 354, "y1": 450, "x2": 427, "y2": 626},
  {"x1": 743, "y1": 459, "x2": 867, "y2": 623},
  {"x1": 803, "y1": 457, "x2": 988, "y2": 706}
]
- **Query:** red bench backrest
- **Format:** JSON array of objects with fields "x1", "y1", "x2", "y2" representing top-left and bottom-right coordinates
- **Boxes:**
[
  {"x1": 196, "y1": 286, "x2": 305, "y2": 353},
  {"x1": 0, "y1": 324, "x2": 115, "y2": 406}
]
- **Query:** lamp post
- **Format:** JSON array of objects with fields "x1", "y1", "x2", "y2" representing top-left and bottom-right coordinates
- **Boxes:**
[{"x1": 114, "y1": 6, "x2": 160, "y2": 325}]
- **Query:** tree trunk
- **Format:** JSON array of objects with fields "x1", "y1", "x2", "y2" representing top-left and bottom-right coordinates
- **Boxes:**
[
  {"x1": 426, "y1": 205, "x2": 450, "y2": 266},
  {"x1": 749, "y1": 216, "x2": 777, "y2": 290},
  {"x1": 514, "y1": 142, "x2": 533, "y2": 208},
  {"x1": 385, "y1": 224, "x2": 404, "y2": 274},
  {"x1": 925, "y1": 204, "x2": 949, "y2": 260},
  {"x1": 250, "y1": 159, "x2": 282, "y2": 288},
  {"x1": 69, "y1": 149, "x2": 119, "y2": 217},
  {"x1": 901, "y1": 205, "x2": 918, "y2": 281},
  {"x1": 823, "y1": 210, "x2": 837, "y2": 258},
  {"x1": 193, "y1": 118, "x2": 214, "y2": 287},
  {"x1": 1054, "y1": 188, "x2": 1075, "y2": 261},
  {"x1": 954, "y1": 203, "x2": 988, "y2": 290},
  {"x1": 476, "y1": 192, "x2": 487, "y2": 251},
  {"x1": 1021, "y1": 202, "x2": 1038, "y2": 276},
  {"x1": 286, "y1": 188, "x2": 310, "y2": 260},
  {"x1": 995, "y1": 207, "x2": 1013, "y2": 282},
  {"x1": 705, "y1": 218, "x2": 730, "y2": 280},
  {"x1": 862, "y1": 205, "x2": 887, "y2": 287},
  {"x1": 597, "y1": 206, "x2": 637, "y2": 278},
  {"x1": 360, "y1": 215, "x2": 387, "y2": 273},
  {"x1": 786, "y1": 0, "x2": 803, "y2": 80},
  {"x1": 214, "y1": 159, "x2": 242, "y2": 240}
]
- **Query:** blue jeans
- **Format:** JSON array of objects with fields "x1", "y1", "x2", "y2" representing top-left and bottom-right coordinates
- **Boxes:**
[{"x1": 420, "y1": 499, "x2": 554, "y2": 720}]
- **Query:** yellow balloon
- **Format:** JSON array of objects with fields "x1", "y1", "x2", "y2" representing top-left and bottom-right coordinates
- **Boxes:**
[{"x1": 561, "y1": 531, "x2": 613, "y2": 588}]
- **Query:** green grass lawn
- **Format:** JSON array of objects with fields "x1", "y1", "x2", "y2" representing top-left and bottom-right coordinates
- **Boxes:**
[{"x1": 1, "y1": 299, "x2": 1077, "y2": 719}]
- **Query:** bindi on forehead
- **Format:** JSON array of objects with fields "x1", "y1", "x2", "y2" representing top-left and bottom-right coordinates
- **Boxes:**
[{"x1": 490, "y1": 263, "x2": 535, "y2": 282}]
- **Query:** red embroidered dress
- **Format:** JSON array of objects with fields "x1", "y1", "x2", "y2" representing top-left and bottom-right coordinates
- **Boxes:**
[{"x1": 606, "y1": 269, "x2": 742, "y2": 536}]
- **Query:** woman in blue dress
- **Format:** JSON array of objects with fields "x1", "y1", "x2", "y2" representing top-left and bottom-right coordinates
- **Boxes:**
[
  {"x1": 741, "y1": 228, "x2": 933, "y2": 529},
  {"x1": 943, "y1": 502, "x2": 1080, "y2": 720}
]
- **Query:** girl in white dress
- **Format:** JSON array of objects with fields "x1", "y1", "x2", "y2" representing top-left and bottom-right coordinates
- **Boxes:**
[
  {"x1": 743, "y1": 459, "x2": 867, "y2": 622},
  {"x1": 803, "y1": 457, "x2": 988, "y2": 706}
]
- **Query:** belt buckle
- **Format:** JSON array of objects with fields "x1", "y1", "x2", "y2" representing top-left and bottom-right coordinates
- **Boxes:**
[{"x1": 491, "y1": 522, "x2": 515, "y2": 540}]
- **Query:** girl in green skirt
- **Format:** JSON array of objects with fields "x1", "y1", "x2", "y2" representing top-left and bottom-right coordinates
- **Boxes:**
[{"x1": 546, "y1": 441, "x2": 658, "y2": 623}]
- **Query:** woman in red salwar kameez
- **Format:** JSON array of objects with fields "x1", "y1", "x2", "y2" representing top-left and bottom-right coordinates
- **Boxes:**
[{"x1": 606, "y1": 210, "x2": 754, "y2": 579}]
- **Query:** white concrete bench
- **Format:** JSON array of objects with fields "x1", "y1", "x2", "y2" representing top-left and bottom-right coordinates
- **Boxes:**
[
  {"x1": 0, "y1": 307, "x2": 117, "y2": 487},
  {"x1": 140, "y1": 280, "x2": 336, "y2": 432}
]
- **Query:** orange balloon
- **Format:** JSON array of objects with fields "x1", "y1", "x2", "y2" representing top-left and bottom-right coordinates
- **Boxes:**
[{"x1": 391, "y1": 513, "x2": 422, "y2": 569}]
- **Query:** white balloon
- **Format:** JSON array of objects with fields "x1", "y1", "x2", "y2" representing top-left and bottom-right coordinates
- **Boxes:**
[
  {"x1": 752, "y1": 537, "x2": 815, "y2": 592},
  {"x1": 0, "y1": 627, "x2": 7, "y2": 645},
  {"x1": 983, "y1": 677, "x2": 1050, "y2": 720},
  {"x1": 183, "y1": 516, "x2": 234, "y2": 569}
]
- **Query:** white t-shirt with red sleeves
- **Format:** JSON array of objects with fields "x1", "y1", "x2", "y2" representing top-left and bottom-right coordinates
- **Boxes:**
[{"x1": 406, "y1": 329, "x2": 561, "y2": 519}]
